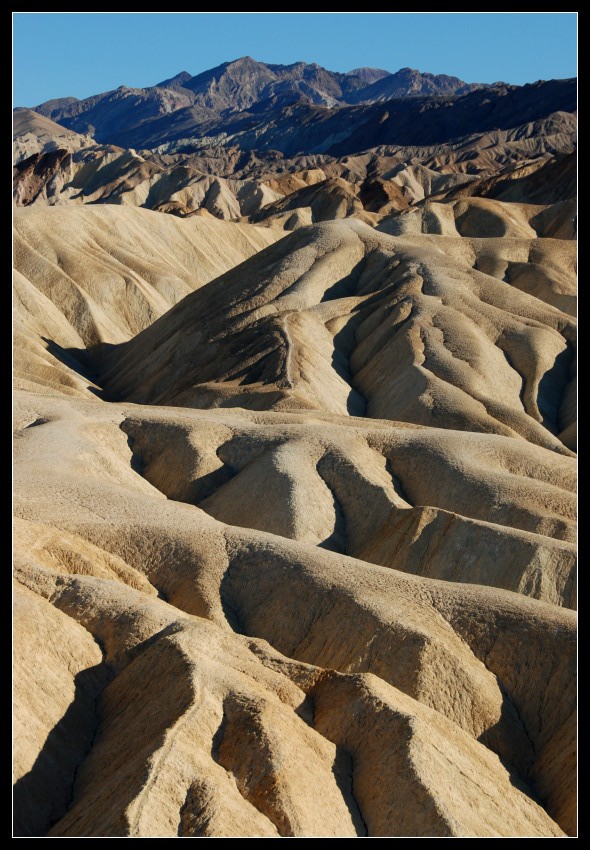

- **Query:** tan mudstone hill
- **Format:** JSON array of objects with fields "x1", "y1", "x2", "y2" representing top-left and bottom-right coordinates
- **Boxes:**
[{"x1": 13, "y1": 202, "x2": 576, "y2": 837}]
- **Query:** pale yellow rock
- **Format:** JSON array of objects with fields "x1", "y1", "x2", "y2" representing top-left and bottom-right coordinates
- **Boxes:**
[
  {"x1": 13, "y1": 206, "x2": 281, "y2": 397},
  {"x1": 97, "y1": 218, "x2": 575, "y2": 458},
  {"x1": 378, "y1": 197, "x2": 576, "y2": 240},
  {"x1": 13, "y1": 582, "x2": 106, "y2": 836},
  {"x1": 12, "y1": 197, "x2": 576, "y2": 837},
  {"x1": 13, "y1": 108, "x2": 94, "y2": 164}
]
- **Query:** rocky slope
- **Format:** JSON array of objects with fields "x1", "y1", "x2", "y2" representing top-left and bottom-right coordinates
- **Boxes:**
[{"x1": 146, "y1": 79, "x2": 574, "y2": 159}]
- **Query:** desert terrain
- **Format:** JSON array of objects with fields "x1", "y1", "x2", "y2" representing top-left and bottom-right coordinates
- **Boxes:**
[{"x1": 13, "y1": 58, "x2": 576, "y2": 837}]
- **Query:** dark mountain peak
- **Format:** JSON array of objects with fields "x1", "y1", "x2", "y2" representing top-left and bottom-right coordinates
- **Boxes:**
[
  {"x1": 346, "y1": 67, "x2": 389, "y2": 79},
  {"x1": 185, "y1": 57, "x2": 274, "y2": 88},
  {"x1": 341, "y1": 67, "x2": 391, "y2": 94},
  {"x1": 268, "y1": 60, "x2": 319, "y2": 72},
  {"x1": 157, "y1": 71, "x2": 192, "y2": 89},
  {"x1": 225, "y1": 56, "x2": 267, "y2": 71},
  {"x1": 346, "y1": 66, "x2": 485, "y2": 103},
  {"x1": 347, "y1": 66, "x2": 387, "y2": 75},
  {"x1": 34, "y1": 95, "x2": 79, "y2": 114},
  {"x1": 392, "y1": 66, "x2": 457, "y2": 82},
  {"x1": 175, "y1": 57, "x2": 278, "y2": 112}
]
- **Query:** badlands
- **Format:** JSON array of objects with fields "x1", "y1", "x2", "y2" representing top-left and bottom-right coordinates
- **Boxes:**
[{"x1": 13, "y1": 58, "x2": 576, "y2": 837}]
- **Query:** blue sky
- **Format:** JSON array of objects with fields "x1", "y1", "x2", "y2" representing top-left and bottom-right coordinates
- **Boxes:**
[{"x1": 13, "y1": 12, "x2": 577, "y2": 107}]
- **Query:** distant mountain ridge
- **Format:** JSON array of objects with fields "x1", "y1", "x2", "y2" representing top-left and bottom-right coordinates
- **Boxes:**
[
  {"x1": 26, "y1": 56, "x2": 495, "y2": 151},
  {"x1": 34, "y1": 56, "x2": 487, "y2": 116},
  {"x1": 26, "y1": 78, "x2": 575, "y2": 160}
]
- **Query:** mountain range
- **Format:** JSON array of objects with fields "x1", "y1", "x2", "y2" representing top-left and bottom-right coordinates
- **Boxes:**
[{"x1": 26, "y1": 56, "x2": 508, "y2": 153}]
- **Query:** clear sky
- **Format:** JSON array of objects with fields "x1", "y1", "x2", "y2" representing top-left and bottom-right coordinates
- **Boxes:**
[{"x1": 13, "y1": 12, "x2": 577, "y2": 107}]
